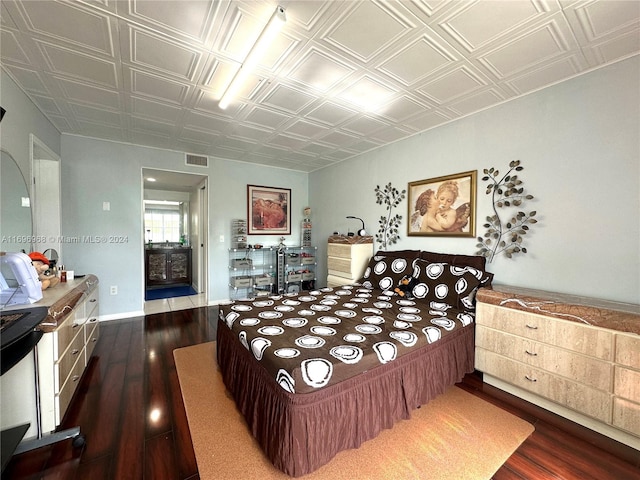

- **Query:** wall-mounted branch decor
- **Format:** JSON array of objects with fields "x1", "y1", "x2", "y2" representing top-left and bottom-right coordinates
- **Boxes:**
[
  {"x1": 476, "y1": 160, "x2": 537, "y2": 262},
  {"x1": 375, "y1": 182, "x2": 406, "y2": 250}
]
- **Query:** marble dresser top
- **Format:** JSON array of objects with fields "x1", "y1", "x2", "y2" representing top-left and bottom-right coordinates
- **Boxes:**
[
  {"x1": 36, "y1": 275, "x2": 99, "y2": 332},
  {"x1": 328, "y1": 235, "x2": 373, "y2": 245},
  {"x1": 477, "y1": 285, "x2": 640, "y2": 336}
]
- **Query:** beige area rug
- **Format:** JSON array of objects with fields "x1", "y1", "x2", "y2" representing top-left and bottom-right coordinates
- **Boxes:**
[{"x1": 174, "y1": 342, "x2": 534, "y2": 480}]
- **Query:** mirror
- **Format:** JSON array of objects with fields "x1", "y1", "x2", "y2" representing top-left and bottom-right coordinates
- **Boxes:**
[{"x1": 1, "y1": 150, "x2": 33, "y2": 254}]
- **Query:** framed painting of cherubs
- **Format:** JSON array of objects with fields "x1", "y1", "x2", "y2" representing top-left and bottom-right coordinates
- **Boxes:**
[
  {"x1": 248, "y1": 185, "x2": 291, "y2": 235},
  {"x1": 407, "y1": 170, "x2": 477, "y2": 237}
]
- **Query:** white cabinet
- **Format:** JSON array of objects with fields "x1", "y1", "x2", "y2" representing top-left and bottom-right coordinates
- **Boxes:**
[
  {"x1": 475, "y1": 301, "x2": 639, "y2": 448},
  {"x1": 37, "y1": 281, "x2": 99, "y2": 434},
  {"x1": 326, "y1": 236, "x2": 373, "y2": 287}
]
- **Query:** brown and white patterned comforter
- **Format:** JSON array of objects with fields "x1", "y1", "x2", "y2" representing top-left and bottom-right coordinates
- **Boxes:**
[{"x1": 219, "y1": 284, "x2": 474, "y2": 394}]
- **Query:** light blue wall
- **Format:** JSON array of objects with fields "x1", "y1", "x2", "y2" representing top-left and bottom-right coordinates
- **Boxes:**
[
  {"x1": 0, "y1": 71, "x2": 60, "y2": 186},
  {"x1": 60, "y1": 135, "x2": 308, "y2": 317},
  {"x1": 310, "y1": 56, "x2": 640, "y2": 304}
]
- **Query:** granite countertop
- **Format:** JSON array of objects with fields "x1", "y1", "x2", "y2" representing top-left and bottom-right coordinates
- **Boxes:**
[
  {"x1": 477, "y1": 284, "x2": 640, "y2": 336},
  {"x1": 36, "y1": 274, "x2": 99, "y2": 332}
]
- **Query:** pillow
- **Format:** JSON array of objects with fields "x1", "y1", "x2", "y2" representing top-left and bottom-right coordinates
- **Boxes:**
[
  {"x1": 375, "y1": 250, "x2": 421, "y2": 260},
  {"x1": 410, "y1": 259, "x2": 483, "y2": 310},
  {"x1": 359, "y1": 255, "x2": 413, "y2": 291},
  {"x1": 419, "y1": 251, "x2": 486, "y2": 272}
]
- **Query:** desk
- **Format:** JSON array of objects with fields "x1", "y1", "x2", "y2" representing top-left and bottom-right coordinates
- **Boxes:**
[{"x1": 0, "y1": 306, "x2": 48, "y2": 472}]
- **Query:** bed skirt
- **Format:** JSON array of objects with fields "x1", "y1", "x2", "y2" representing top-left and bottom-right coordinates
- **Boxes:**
[{"x1": 216, "y1": 319, "x2": 475, "y2": 477}]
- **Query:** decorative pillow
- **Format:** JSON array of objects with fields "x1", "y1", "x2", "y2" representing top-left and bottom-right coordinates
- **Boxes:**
[
  {"x1": 359, "y1": 255, "x2": 413, "y2": 291},
  {"x1": 410, "y1": 259, "x2": 483, "y2": 310}
]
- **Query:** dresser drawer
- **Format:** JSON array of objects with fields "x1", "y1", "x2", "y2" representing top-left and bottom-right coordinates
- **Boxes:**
[
  {"x1": 327, "y1": 243, "x2": 351, "y2": 259},
  {"x1": 615, "y1": 333, "x2": 640, "y2": 369},
  {"x1": 55, "y1": 331, "x2": 85, "y2": 392},
  {"x1": 476, "y1": 348, "x2": 612, "y2": 423},
  {"x1": 56, "y1": 346, "x2": 85, "y2": 424},
  {"x1": 328, "y1": 256, "x2": 354, "y2": 277},
  {"x1": 614, "y1": 366, "x2": 640, "y2": 400},
  {"x1": 476, "y1": 325, "x2": 613, "y2": 391},
  {"x1": 54, "y1": 312, "x2": 86, "y2": 361},
  {"x1": 85, "y1": 318, "x2": 100, "y2": 360},
  {"x1": 612, "y1": 397, "x2": 640, "y2": 436},
  {"x1": 85, "y1": 288, "x2": 99, "y2": 317},
  {"x1": 476, "y1": 303, "x2": 614, "y2": 361}
]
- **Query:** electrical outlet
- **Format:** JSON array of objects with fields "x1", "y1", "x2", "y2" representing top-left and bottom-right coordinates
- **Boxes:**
[{"x1": 110, "y1": 285, "x2": 118, "y2": 295}]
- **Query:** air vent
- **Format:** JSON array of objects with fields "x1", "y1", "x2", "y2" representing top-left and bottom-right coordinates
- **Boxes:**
[{"x1": 185, "y1": 153, "x2": 208, "y2": 167}]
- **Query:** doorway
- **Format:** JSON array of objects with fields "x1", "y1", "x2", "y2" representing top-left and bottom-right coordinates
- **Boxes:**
[{"x1": 142, "y1": 168, "x2": 208, "y2": 309}]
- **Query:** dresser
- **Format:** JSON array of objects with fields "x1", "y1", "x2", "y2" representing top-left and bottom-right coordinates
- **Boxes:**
[
  {"x1": 475, "y1": 286, "x2": 640, "y2": 449},
  {"x1": 326, "y1": 235, "x2": 373, "y2": 287},
  {"x1": 0, "y1": 276, "x2": 100, "y2": 439}
]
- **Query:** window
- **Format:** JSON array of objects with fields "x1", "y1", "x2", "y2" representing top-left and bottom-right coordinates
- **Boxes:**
[{"x1": 144, "y1": 209, "x2": 180, "y2": 243}]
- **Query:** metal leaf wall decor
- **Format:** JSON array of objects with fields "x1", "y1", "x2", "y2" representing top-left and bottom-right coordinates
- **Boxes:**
[
  {"x1": 476, "y1": 160, "x2": 538, "y2": 262},
  {"x1": 375, "y1": 182, "x2": 406, "y2": 250}
]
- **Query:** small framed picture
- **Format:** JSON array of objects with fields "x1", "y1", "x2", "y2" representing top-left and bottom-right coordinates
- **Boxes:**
[
  {"x1": 247, "y1": 185, "x2": 291, "y2": 235},
  {"x1": 407, "y1": 170, "x2": 477, "y2": 237}
]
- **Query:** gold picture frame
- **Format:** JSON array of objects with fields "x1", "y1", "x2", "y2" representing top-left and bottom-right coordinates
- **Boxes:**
[{"x1": 407, "y1": 170, "x2": 477, "y2": 237}]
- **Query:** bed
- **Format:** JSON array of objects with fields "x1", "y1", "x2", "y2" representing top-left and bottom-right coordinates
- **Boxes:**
[{"x1": 217, "y1": 250, "x2": 492, "y2": 477}]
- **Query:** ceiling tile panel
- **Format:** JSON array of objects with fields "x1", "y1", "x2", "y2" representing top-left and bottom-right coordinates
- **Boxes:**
[
  {"x1": 588, "y1": 32, "x2": 640, "y2": 64},
  {"x1": 19, "y1": 0, "x2": 114, "y2": 55},
  {"x1": 507, "y1": 57, "x2": 582, "y2": 95},
  {"x1": 573, "y1": 0, "x2": 640, "y2": 40},
  {"x1": 0, "y1": 29, "x2": 32, "y2": 65},
  {"x1": 285, "y1": 119, "x2": 331, "y2": 138},
  {"x1": 378, "y1": 95, "x2": 431, "y2": 123},
  {"x1": 439, "y1": 0, "x2": 546, "y2": 52},
  {"x1": 417, "y1": 65, "x2": 487, "y2": 103},
  {"x1": 183, "y1": 110, "x2": 232, "y2": 134},
  {"x1": 479, "y1": 20, "x2": 575, "y2": 78},
  {"x1": 0, "y1": 0, "x2": 637, "y2": 172},
  {"x1": 243, "y1": 106, "x2": 291, "y2": 130},
  {"x1": 129, "y1": 28, "x2": 203, "y2": 80},
  {"x1": 178, "y1": 127, "x2": 218, "y2": 146},
  {"x1": 306, "y1": 101, "x2": 357, "y2": 126},
  {"x1": 128, "y1": 0, "x2": 219, "y2": 43},
  {"x1": 379, "y1": 35, "x2": 455, "y2": 85},
  {"x1": 36, "y1": 41, "x2": 118, "y2": 87},
  {"x1": 56, "y1": 77, "x2": 121, "y2": 109},
  {"x1": 69, "y1": 101, "x2": 122, "y2": 126},
  {"x1": 448, "y1": 89, "x2": 506, "y2": 116},
  {"x1": 28, "y1": 93, "x2": 62, "y2": 115},
  {"x1": 130, "y1": 69, "x2": 190, "y2": 104},
  {"x1": 3, "y1": 64, "x2": 50, "y2": 94},
  {"x1": 317, "y1": 129, "x2": 359, "y2": 147},
  {"x1": 261, "y1": 84, "x2": 316, "y2": 114},
  {"x1": 286, "y1": 48, "x2": 354, "y2": 92},
  {"x1": 336, "y1": 75, "x2": 397, "y2": 111},
  {"x1": 323, "y1": 1, "x2": 410, "y2": 61},
  {"x1": 131, "y1": 96, "x2": 183, "y2": 123}
]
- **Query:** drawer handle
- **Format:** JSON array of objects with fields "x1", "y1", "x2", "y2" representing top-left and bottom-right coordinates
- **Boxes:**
[
  {"x1": 525, "y1": 375, "x2": 537, "y2": 383},
  {"x1": 525, "y1": 324, "x2": 538, "y2": 330},
  {"x1": 90, "y1": 298, "x2": 97, "y2": 303},
  {"x1": 89, "y1": 318, "x2": 97, "y2": 323},
  {"x1": 525, "y1": 350, "x2": 538, "y2": 357},
  {"x1": 72, "y1": 349, "x2": 80, "y2": 355},
  {"x1": 72, "y1": 375, "x2": 80, "y2": 383},
  {"x1": 92, "y1": 338, "x2": 98, "y2": 343},
  {"x1": 72, "y1": 323, "x2": 80, "y2": 329}
]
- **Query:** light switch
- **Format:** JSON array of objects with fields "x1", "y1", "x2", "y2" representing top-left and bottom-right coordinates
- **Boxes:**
[
  {"x1": 219, "y1": 235, "x2": 224, "y2": 243},
  {"x1": 103, "y1": 201, "x2": 110, "y2": 211}
]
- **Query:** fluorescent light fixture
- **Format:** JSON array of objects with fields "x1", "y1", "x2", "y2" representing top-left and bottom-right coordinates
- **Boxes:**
[{"x1": 219, "y1": 5, "x2": 286, "y2": 110}]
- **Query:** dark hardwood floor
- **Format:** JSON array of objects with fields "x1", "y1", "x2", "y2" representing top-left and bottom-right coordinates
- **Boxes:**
[{"x1": 3, "y1": 307, "x2": 639, "y2": 479}]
